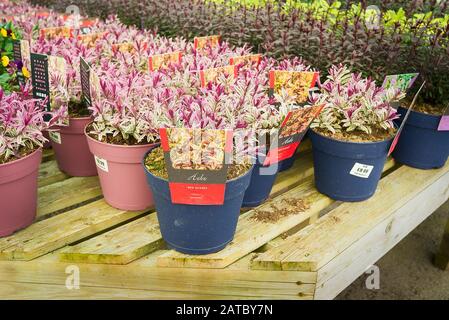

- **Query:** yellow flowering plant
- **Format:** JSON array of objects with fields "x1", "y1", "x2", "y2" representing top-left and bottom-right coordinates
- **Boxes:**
[{"x1": 0, "y1": 21, "x2": 22, "y2": 93}]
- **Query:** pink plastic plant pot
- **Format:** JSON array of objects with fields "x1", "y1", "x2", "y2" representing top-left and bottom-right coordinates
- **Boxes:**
[
  {"x1": 0, "y1": 148, "x2": 42, "y2": 237},
  {"x1": 50, "y1": 117, "x2": 97, "y2": 177},
  {"x1": 85, "y1": 124, "x2": 156, "y2": 211}
]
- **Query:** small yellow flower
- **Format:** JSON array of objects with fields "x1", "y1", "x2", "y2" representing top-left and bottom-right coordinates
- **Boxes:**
[
  {"x1": 0, "y1": 28, "x2": 7, "y2": 37},
  {"x1": 11, "y1": 32, "x2": 16, "y2": 40},
  {"x1": 22, "y1": 66, "x2": 30, "y2": 78},
  {"x1": 1, "y1": 56, "x2": 9, "y2": 67}
]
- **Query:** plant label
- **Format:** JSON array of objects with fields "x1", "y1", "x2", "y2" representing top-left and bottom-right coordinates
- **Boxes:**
[
  {"x1": 388, "y1": 81, "x2": 426, "y2": 156},
  {"x1": 12, "y1": 39, "x2": 31, "y2": 86},
  {"x1": 148, "y1": 51, "x2": 182, "y2": 72},
  {"x1": 80, "y1": 57, "x2": 92, "y2": 107},
  {"x1": 437, "y1": 105, "x2": 449, "y2": 131},
  {"x1": 39, "y1": 26, "x2": 73, "y2": 39},
  {"x1": 112, "y1": 42, "x2": 135, "y2": 54},
  {"x1": 194, "y1": 35, "x2": 221, "y2": 50},
  {"x1": 269, "y1": 70, "x2": 319, "y2": 104},
  {"x1": 229, "y1": 54, "x2": 262, "y2": 66},
  {"x1": 382, "y1": 73, "x2": 419, "y2": 94},
  {"x1": 199, "y1": 65, "x2": 237, "y2": 87},
  {"x1": 30, "y1": 53, "x2": 50, "y2": 110},
  {"x1": 264, "y1": 104, "x2": 324, "y2": 166},
  {"x1": 350, "y1": 162, "x2": 374, "y2": 179},
  {"x1": 94, "y1": 156, "x2": 109, "y2": 172},
  {"x1": 77, "y1": 32, "x2": 106, "y2": 47},
  {"x1": 160, "y1": 128, "x2": 232, "y2": 205},
  {"x1": 48, "y1": 131, "x2": 62, "y2": 144}
]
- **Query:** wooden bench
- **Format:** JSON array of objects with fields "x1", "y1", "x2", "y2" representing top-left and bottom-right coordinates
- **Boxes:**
[{"x1": 0, "y1": 142, "x2": 448, "y2": 300}]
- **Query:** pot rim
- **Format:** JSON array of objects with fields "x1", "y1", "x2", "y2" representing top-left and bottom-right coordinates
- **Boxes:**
[
  {"x1": 397, "y1": 105, "x2": 443, "y2": 119},
  {"x1": 309, "y1": 128, "x2": 394, "y2": 146},
  {"x1": 0, "y1": 147, "x2": 42, "y2": 168},
  {"x1": 84, "y1": 121, "x2": 159, "y2": 149},
  {"x1": 142, "y1": 146, "x2": 254, "y2": 184}
]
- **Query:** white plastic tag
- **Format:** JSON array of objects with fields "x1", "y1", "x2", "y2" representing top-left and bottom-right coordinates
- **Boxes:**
[
  {"x1": 350, "y1": 162, "x2": 374, "y2": 179},
  {"x1": 48, "y1": 131, "x2": 61, "y2": 144},
  {"x1": 94, "y1": 156, "x2": 109, "y2": 172}
]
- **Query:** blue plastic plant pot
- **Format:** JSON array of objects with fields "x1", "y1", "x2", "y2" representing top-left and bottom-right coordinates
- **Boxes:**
[
  {"x1": 309, "y1": 130, "x2": 392, "y2": 202},
  {"x1": 143, "y1": 147, "x2": 254, "y2": 255},
  {"x1": 242, "y1": 155, "x2": 279, "y2": 207},
  {"x1": 278, "y1": 156, "x2": 296, "y2": 172},
  {"x1": 393, "y1": 107, "x2": 449, "y2": 169}
]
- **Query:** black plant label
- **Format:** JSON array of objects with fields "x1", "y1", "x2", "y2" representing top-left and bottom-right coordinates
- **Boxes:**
[
  {"x1": 30, "y1": 53, "x2": 50, "y2": 111},
  {"x1": 80, "y1": 57, "x2": 92, "y2": 107},
  {"x1": 12, "y1": 40, "x2": 25, "y2": 85}
]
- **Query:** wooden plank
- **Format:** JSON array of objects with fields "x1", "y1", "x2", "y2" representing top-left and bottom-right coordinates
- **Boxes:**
[
  {"x1": 37, "y1": 176, "x2": 101, "y2": 221},
  {"x1": 59, "y1": 213, "x2": 163, "y2": 264},
  {"x1": 251, "y1": 162, "x2": 449, "y2": 273},
  {"x1": 38, "y1": 160, "x2": 69, "y2": 188},
  {"x1": 0, "y1": 200, "x2": 148, "y2": 261},
  {"x1": 314, "y1": 167, "x2": 449, "y2": 299},
  {"x1": 156, "y1": 179, "x2": 334, "y2": 269},
  {"x1": 435, "y1": 217, "x2": 449, "y2": 271},
  {"x1": 42, "y1": 149, "x2": 55, "y2": 162},
  {"x1": 56, "y1": 152, "x2": 315, "y2": 266},
  {"x1": 0, "y1": 252, "x2": 316, "y2": 300}
]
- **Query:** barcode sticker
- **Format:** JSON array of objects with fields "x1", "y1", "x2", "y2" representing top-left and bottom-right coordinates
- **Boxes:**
[
  {"x1": 94, "y1": 156, "x2": 109, "y2": 172},
  {"x1": 48, "y1": 131, "x2": 61, "y2": 144},
  {"x1": 349, "y1": 162, "x2": 374, "y2": 179}
]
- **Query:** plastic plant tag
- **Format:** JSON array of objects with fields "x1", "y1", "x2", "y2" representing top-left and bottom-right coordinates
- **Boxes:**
[
  {"x1": 229, "y1": 54, "x2": 262, "y2": 65},
  {"x1": 269, "y1": 70, "x2": 319, "y2": 104},
  {"x1": 148, "y1": 51, "x2": 182, "y2": 72},
  {"x1": 89, "y1": 68, "x2": 102, "y2": 107},
  {"x1": 94, "y1": 156, "x2": 109, "y2": 172},
  {"x1": 35, "y1": 11, "x2": 50, "y2": 19},
  {"x1": 382, "y1": 73, "x2": 419, "y2": 94},
  {"x1": 388, "y1": 81, "x2": 426, "y2": 156},
  {"x1": 12, "y1": 39, "x2": 31, "y2": 86},
  {"x1": 350, "y1": 163, "x2": 374, "y2": 179},
  {"x1": 48, "y1": 131, "x2": 62, "y2": 144},
  {"x1": 39, "y1": 26, "x2": 73, "y2": 39},
  {"x1": 437, "y1": 105, "x2": 449, "y2": 131},
  {"x1": 199, "y1": 65, "x2": 237, "y2": 87},
  {"x1": 31, "y1": 53, "x2": 69, "y2": 124},
  {"x1": 112, "y1": 42, "x2": 135, "y2": 54},
  {"x1": 263, "y1": 104, "x2": 324, "y2": 166},
  {"x1": 194, "y1": 35, "x2": 221, "y2": 50},
  {"x1": 77, "y1": 32, "x2": 106, "y2": 47},
  {"x1": 160, "y1": 128, "x2": 232, "y2": 205},
  {"x1": 80, "y1": 57, "x2": 92, "y2": 107}
]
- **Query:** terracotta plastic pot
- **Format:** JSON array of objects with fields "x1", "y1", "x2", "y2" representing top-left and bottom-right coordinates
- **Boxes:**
[
  {"x1": 50, "y1": 117, "x2": 97, "y2": 177},
  {"x1": 0, "y1": 148, "x2": 42, "y2": 237},
  {"x1": 309, "y1": 130, "x2": 392, "y2": 202},
  {"x1": 393, "y1": 107, "x2": 449, "y2": 169},
  {"x1": 85, "y1": 125, "x2": 156, "y2": 211},
  {"x1": 143, "y1": 146, "x2": 254, "y2": 255}
]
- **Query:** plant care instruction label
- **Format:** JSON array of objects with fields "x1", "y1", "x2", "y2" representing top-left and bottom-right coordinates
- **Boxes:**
[
  {"x1": 80, "y1": 57, "x2": 92, "y2": 107},
  {"x1": 160, "y1": 128, "x2": 232, "y2": 205},
  {"x1": 39, "y1": 26, "x2": 73, "y2": 39},
  {"x1": 263, "y1": 104, "x2": 324, "y2": 166},
  {"x1": 30, "y1": 53, "x2": 50, "y2": 111},
  {"x1": 382, "y1": 73, "x2": 419, "y2": 94},
  {"x1": 12, "y1": 39, "x2": 31, "y2": 86},
  {"x1": 94, "y1": 156, "x2": 109, "y2": 172},
  {"x1": 194, "y1": 35, "x2": 221, "y2": 50},
  {"x1": 350, "y1": 162, "x2": 374, "y2": 179},
  {"x1": 437, "y1": 105, "x2": 449, "y2": 131},
  {"x1": 269, "y1": 70, "x2": 319, "y2": 104},
  {"x1": 148, "y1": 51, "x2": 182, "y2": 72},
  {"x1": 199, "y1": 65, "x2": 237, "y2": 87},
  {"x1": 48, "y1": 131, "x2": 62, "y2": 144},
  {"x1": 229, "y1": 54, "x2": 261, "y2": 65}
]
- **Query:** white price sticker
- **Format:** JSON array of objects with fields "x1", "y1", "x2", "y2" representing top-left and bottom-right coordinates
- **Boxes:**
[
  {"x1": 48, "y1": 131, "x2": 61, "y2": 144},
  {"x1": 350, "y1": 162, "x2": 374, "y2": 179},
  {"x1": 94, "y1": 156, "x2": 109, "y2": 172}
]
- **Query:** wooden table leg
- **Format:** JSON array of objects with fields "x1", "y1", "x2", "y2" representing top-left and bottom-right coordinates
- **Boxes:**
[{"x1": 435, "y1": 216, "x2": 449, "y2": 270}]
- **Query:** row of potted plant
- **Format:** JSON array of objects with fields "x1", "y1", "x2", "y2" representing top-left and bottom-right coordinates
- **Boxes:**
[{"x1": 1, "y1": 2, "x2": 448, "y2": 256}]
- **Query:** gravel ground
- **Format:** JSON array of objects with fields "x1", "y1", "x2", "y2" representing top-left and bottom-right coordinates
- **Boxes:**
[{"x1": 337, "y1": 199, "x2": 449, "y2": 300}]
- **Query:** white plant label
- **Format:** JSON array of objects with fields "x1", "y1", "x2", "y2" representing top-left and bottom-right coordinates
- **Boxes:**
[
  {"x1": 94, "y1": 156, "x2": 109, "y2": 172},
  {"x1": 350, "y1": 162, "x2": 374, "y2": 179},
  {"x1": 48, "y1": 131, "x2": 61, "y2": 144}
]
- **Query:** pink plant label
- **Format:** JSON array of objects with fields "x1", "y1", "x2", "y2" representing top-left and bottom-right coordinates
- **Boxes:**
[{"x1": 437, "y1": 105, "x2": 449, "y2": 131}]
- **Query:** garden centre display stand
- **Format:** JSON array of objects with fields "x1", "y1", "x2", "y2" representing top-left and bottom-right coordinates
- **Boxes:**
[{"x1": 0, "y1": 142, "x2": 448, "y2": 300}]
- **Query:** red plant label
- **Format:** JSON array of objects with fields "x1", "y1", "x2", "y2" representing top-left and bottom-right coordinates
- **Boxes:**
[
  {"x1": 199, "y1": 65, "x2": 237, "y2": 87},
  {"x1": 264, "y1": 104, "x2": 324, "y2": 166},
  {"x1": 229, "y1": 54, "x2": 262, "y2": 65},
  {"x1": 194, "y1": 35, "x2": 221, "y2": 50},
  {"x1": 159, "y1": 127, "x2": 233, "y2": 205},
  {"x1": 148, "y1": 51, "x2": 182, "y2": 72},
  {"x1": 269, "y1": 70, "x2": 319, "y2": 104}
]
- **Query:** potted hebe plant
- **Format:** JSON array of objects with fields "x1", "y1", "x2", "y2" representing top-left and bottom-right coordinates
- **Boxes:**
[
  {"x1": 309, "y1": 65, "x2": 400, "y2": 202},
  {"x1": 0, "y1": 87, "x2": 62, "y2": 236},
  {"x1": 33, "y1": 38, "x2": 99, "y2": 176}
]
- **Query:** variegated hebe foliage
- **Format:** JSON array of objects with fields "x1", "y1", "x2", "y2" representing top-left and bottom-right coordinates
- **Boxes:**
[{"x1": 310, "y1": 65, "x2": 401, "y2": 135}]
